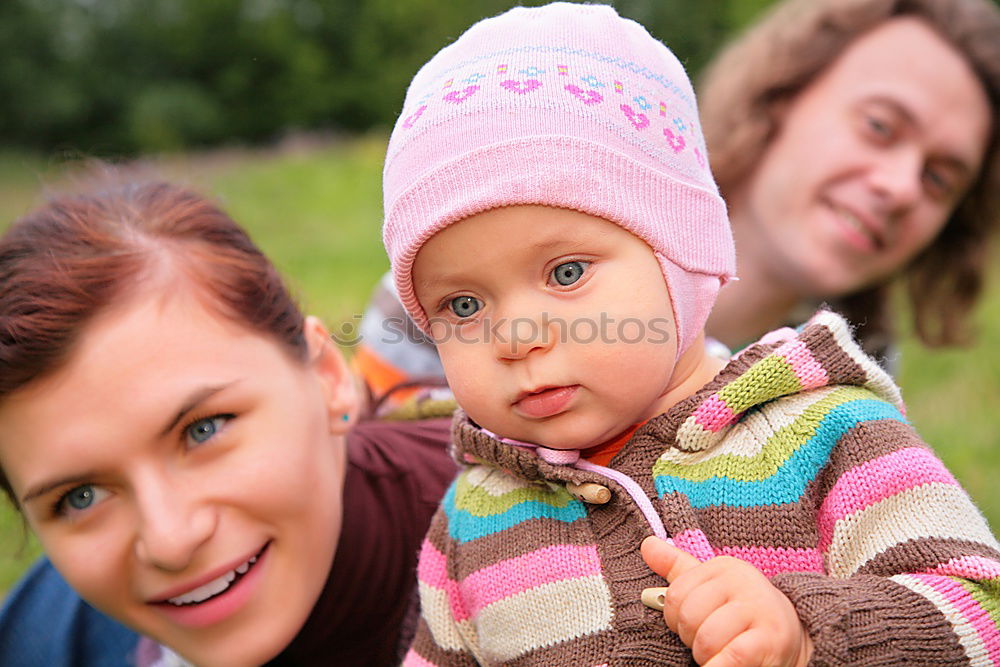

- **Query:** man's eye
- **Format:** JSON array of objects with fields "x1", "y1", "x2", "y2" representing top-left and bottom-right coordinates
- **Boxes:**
[
  {"x1": 922, "y1": 166, "x2": 953, "y2": 198},
  {"x1": 449, "y1": 296, "x2": 482, "y2": 318},
  {"x1": 863, "y1": 114, "x2": 896, "y2": 142},
  {"x1": 551, "y1": 261, "x2": 589, "y2": 286}
]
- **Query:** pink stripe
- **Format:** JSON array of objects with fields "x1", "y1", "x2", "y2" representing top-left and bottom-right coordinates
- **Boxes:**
[
  {"x1": 460, "y1": 544, "x2": 603, "y2": 617},
  {"x1": 691, "y1": 394, "x2": 738, "y2": 432},
  {"x1": 672, "y1": 529, "x2": 717, "y2": 561},
  {"x1": 776, "y1": 339, "x2": 829, "y2": 390},
  {"x1": 417, "y1": 540, "x2": 471, "y2": 622},
  {"x1": 717, "y1": 545, "x2": 825, "y2": 577},
  {"x1": 909, "y1": 573, "x2": 1000, "y2": 663},
  {"x1": 818, "y1": 448, "x2": 959, "y2": 549},
  {"x1": 928, "y1": 555, "x2": 1000, "y2": 580},
  {"x1": 417, "y1": 539, "x2": 450, "y2": 588},
  {"x1": 403, "y1": 649, "x2": 437, "y2": 667}
]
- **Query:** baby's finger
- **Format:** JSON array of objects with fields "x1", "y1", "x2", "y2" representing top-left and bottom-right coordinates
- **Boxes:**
[
  {"x1": 668, "y1": 580, "x2": 734, "y2": 651},
  {"x1": 641, "y1": 536, "x2": 701, "y2": 583},
  {"x1": 700, "y1": 627, "x2": 772, "y2": 667},
  {"x1": 688, "y1": 603, "x2": 754, "y2": 666}
]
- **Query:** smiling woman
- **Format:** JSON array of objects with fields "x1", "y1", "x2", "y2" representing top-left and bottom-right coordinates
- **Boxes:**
[{"x1": 0, "y1": 180, "x2": 456, "y2": 666}]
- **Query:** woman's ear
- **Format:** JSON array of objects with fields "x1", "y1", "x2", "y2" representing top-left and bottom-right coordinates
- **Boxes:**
[{"x1": 303, "y1": 316, "x2": 359, "y2": 434}]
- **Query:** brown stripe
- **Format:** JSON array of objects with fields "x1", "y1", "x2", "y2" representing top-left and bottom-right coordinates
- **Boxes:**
[
  {"x1": 408, "y1": 617, "x2": 479, "y2": 666},
  {"x1": 857, "y1": 537, "x2": 1000, "y2": 576},
  {"x1": 691, "y1": 501, "x2": 821, "y2": 549},
  {"x1": 424, "y1": 507, "x2": 456, "y2": 556},
  {"x1": 801, "y1": 319, "x2": 868, "y2": 387},
  {"x1": 503, "y1": 631, "x2": 613, "y2": 666},
  {"x1": 503, "y1": 626, "x2": 692, "y2": 666},
  {"x1": 771, "y1": 571, "x2": 967, "y2": 664},
  {"x1": 816, "y1": 417, "x2": 927, "y2": 494}
]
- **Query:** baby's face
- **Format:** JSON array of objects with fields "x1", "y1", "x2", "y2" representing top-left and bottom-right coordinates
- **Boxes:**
[{"x1": 412, "y1": 205, "x2": 678, "y2": 450}]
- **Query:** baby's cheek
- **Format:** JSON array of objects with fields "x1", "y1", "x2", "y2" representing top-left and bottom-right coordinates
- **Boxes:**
[{"x1": 427, "y1": 319, "x2": 452, "y2": 344}]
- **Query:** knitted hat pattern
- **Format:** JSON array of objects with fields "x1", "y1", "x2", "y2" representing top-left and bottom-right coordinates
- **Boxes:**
[{"x1": 382, "y1": 2, "x2": 736, "y2": 355}]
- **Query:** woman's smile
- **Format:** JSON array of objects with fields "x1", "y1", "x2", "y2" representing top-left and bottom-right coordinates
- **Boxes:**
[
  {"x1": 0, "y1": 287, "x2": 350, "y2": 665},
  {"x1": 151, "y1": 541, "x2": 270, "y2": 628}
]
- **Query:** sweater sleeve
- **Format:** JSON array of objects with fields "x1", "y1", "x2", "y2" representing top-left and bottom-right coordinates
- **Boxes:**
[
  {"x1": 772, "y1": 416, "x2": 1000, "y2": 666},
  {"x1": 404, "y1": 484, "x2": 481, "y2": 667}
]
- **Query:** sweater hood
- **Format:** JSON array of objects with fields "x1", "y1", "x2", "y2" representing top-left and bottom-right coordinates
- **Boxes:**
[{"x1": 451, "y1": 310, "x2": 904, "y2": 477}]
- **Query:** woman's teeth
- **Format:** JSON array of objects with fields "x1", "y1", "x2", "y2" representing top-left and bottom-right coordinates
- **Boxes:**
[{"x1": 167, "y1": 554, "x2": 258, "y2": 606}]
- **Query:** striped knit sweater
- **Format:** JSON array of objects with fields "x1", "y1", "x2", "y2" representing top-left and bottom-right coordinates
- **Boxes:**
[{"x1": 405, "y1": 311, "x2": 1000, "y2": 666}]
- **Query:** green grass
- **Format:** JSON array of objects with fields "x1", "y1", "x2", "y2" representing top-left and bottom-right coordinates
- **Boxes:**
[
  {"x1": 1, "y1": 137, "x2": 999, "y2": 600},
  {"x1": 897, "y1": 269, "x2": 1000, "y2": 526}
]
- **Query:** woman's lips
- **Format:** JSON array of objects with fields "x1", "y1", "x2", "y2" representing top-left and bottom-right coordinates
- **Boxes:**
[
  {"x1": 513, "y1": 385, "x2": 579, "y2": 419},
  {"x1": 150, "y1": 542, "x2": 271, "y2": 629}
]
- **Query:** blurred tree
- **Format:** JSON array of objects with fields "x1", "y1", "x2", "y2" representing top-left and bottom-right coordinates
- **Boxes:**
[{"x1": 0, "y1": 0, "x2": 780, "y2": 154}]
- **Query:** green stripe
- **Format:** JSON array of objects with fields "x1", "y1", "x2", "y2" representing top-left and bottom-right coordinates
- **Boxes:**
[
  {"x1": 452, "y1": 469, "x2": 576, "y2": 517},
  {"x1": 960, "y1": 576, "x2": 1000, "y2": 631},
  {"x1": 654, "y1": 386, "x2": 874, "y2": 483},
  {"x1": 717, "y1": 355, "x2": 801, "y2": 414}
]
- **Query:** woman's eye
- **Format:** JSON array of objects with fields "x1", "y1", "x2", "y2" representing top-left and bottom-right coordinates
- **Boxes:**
[
  {"x1": 551, "y1": 261, "x2": 589, "y2": 286},
  {"x1": 449, "y1": 296, "x2": 482, "y2": 318},
  {"x1": 185, "y1": 415, "x2": 231, "y2": 446},
  {"x1": 56, "y1": 484, "x2": 109, "y2": 517}
]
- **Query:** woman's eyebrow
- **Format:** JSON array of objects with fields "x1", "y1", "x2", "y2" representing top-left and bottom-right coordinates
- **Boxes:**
[
  {"x1": 20, "y1": 382, "x2": 240, "y2": 506},
  {"x1": 22, "y1": 471, "x2": 101, "y2": 506},
  {"x1": 158, "y1": 382, "x2": 238, "y2": 437}
]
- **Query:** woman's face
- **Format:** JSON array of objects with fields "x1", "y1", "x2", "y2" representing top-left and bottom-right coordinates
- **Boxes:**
[
  {"x1": 0, "y1": 286, "x2": 356, "y2": 666},
  {"x1": 732, "y1": 16, "x2": 991, "y2": 298}
]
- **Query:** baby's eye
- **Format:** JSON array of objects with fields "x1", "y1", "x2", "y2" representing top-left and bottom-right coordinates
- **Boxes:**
[
  {"x1": 550, "y1": 261, "x2": 589, "y2": 286},
  {"x1": 56, "y1": 484, "x2": 110, "y2": 517},
  {"x1": 185, "y1": 415, "x2": 231, "y2": 447},
  {"x1": 449, "y1": 296, "x2": 483, "y2": 319}
]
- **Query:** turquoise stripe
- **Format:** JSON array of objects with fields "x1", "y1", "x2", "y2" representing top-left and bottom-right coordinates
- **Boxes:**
[
  {"x1": 443, "y1": 483, "x2": 587, "y2": 543},
  {"x1": 655, "y1": 399, "x2": 905, "y2": 508}
]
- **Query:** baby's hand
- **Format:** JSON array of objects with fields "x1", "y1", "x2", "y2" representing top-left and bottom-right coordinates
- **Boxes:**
[{"x1": 640, "y1": 536, "x2": 812, "y2": 667}]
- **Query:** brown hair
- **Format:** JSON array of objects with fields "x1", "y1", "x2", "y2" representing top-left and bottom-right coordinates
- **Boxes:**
[
  {"x1": 0, "y1": 179, "x2": 307, "y2": 504},
  {"x1": 699, "y1": 0, "x2": 1000, "y2": 356}
]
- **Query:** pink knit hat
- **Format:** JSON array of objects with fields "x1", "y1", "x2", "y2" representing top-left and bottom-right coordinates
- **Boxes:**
[{"x1": 382, "y1": 2, "x2": 735, "y2": 356}]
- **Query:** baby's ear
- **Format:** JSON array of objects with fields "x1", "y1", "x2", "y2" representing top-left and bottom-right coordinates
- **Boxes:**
[{"x1": 303, "y1": 316, "x2": 359, "y2": 434}]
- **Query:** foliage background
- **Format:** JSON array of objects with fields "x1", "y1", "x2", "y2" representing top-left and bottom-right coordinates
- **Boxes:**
[
  {"x1": 0, "y1": 0, "x2": 998, "y2": 608},
  {"x1": 0, "y1": 0, "x2": 774, "y2": 153}
]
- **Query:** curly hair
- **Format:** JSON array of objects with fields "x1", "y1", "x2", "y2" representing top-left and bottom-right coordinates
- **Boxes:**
[{"x1": 699, "y1": 0, "x2": 1000, "y2": 356}]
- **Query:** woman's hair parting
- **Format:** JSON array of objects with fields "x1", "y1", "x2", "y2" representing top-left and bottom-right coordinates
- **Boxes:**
[
  {"x1": 0, "y1": 178, "x2": 307, "y2": 504},
  {"x1": 699, "y1": 0, "x2": 1000, "y2": 355}
]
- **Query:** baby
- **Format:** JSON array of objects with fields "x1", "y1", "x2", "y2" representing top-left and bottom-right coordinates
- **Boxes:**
[{"x1": 382, "y1": 3, "x2": 1000, "y2": 665}]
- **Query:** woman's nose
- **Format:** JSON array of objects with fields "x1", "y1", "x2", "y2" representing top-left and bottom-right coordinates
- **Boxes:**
[{"x1": 132, "y1": 473, "x2": 217, "y2": 572}]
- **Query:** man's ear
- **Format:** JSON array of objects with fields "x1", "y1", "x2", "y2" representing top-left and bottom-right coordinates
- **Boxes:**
[{"x1": 303, "y1": 316, "x2": 359, "y2": 434}]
